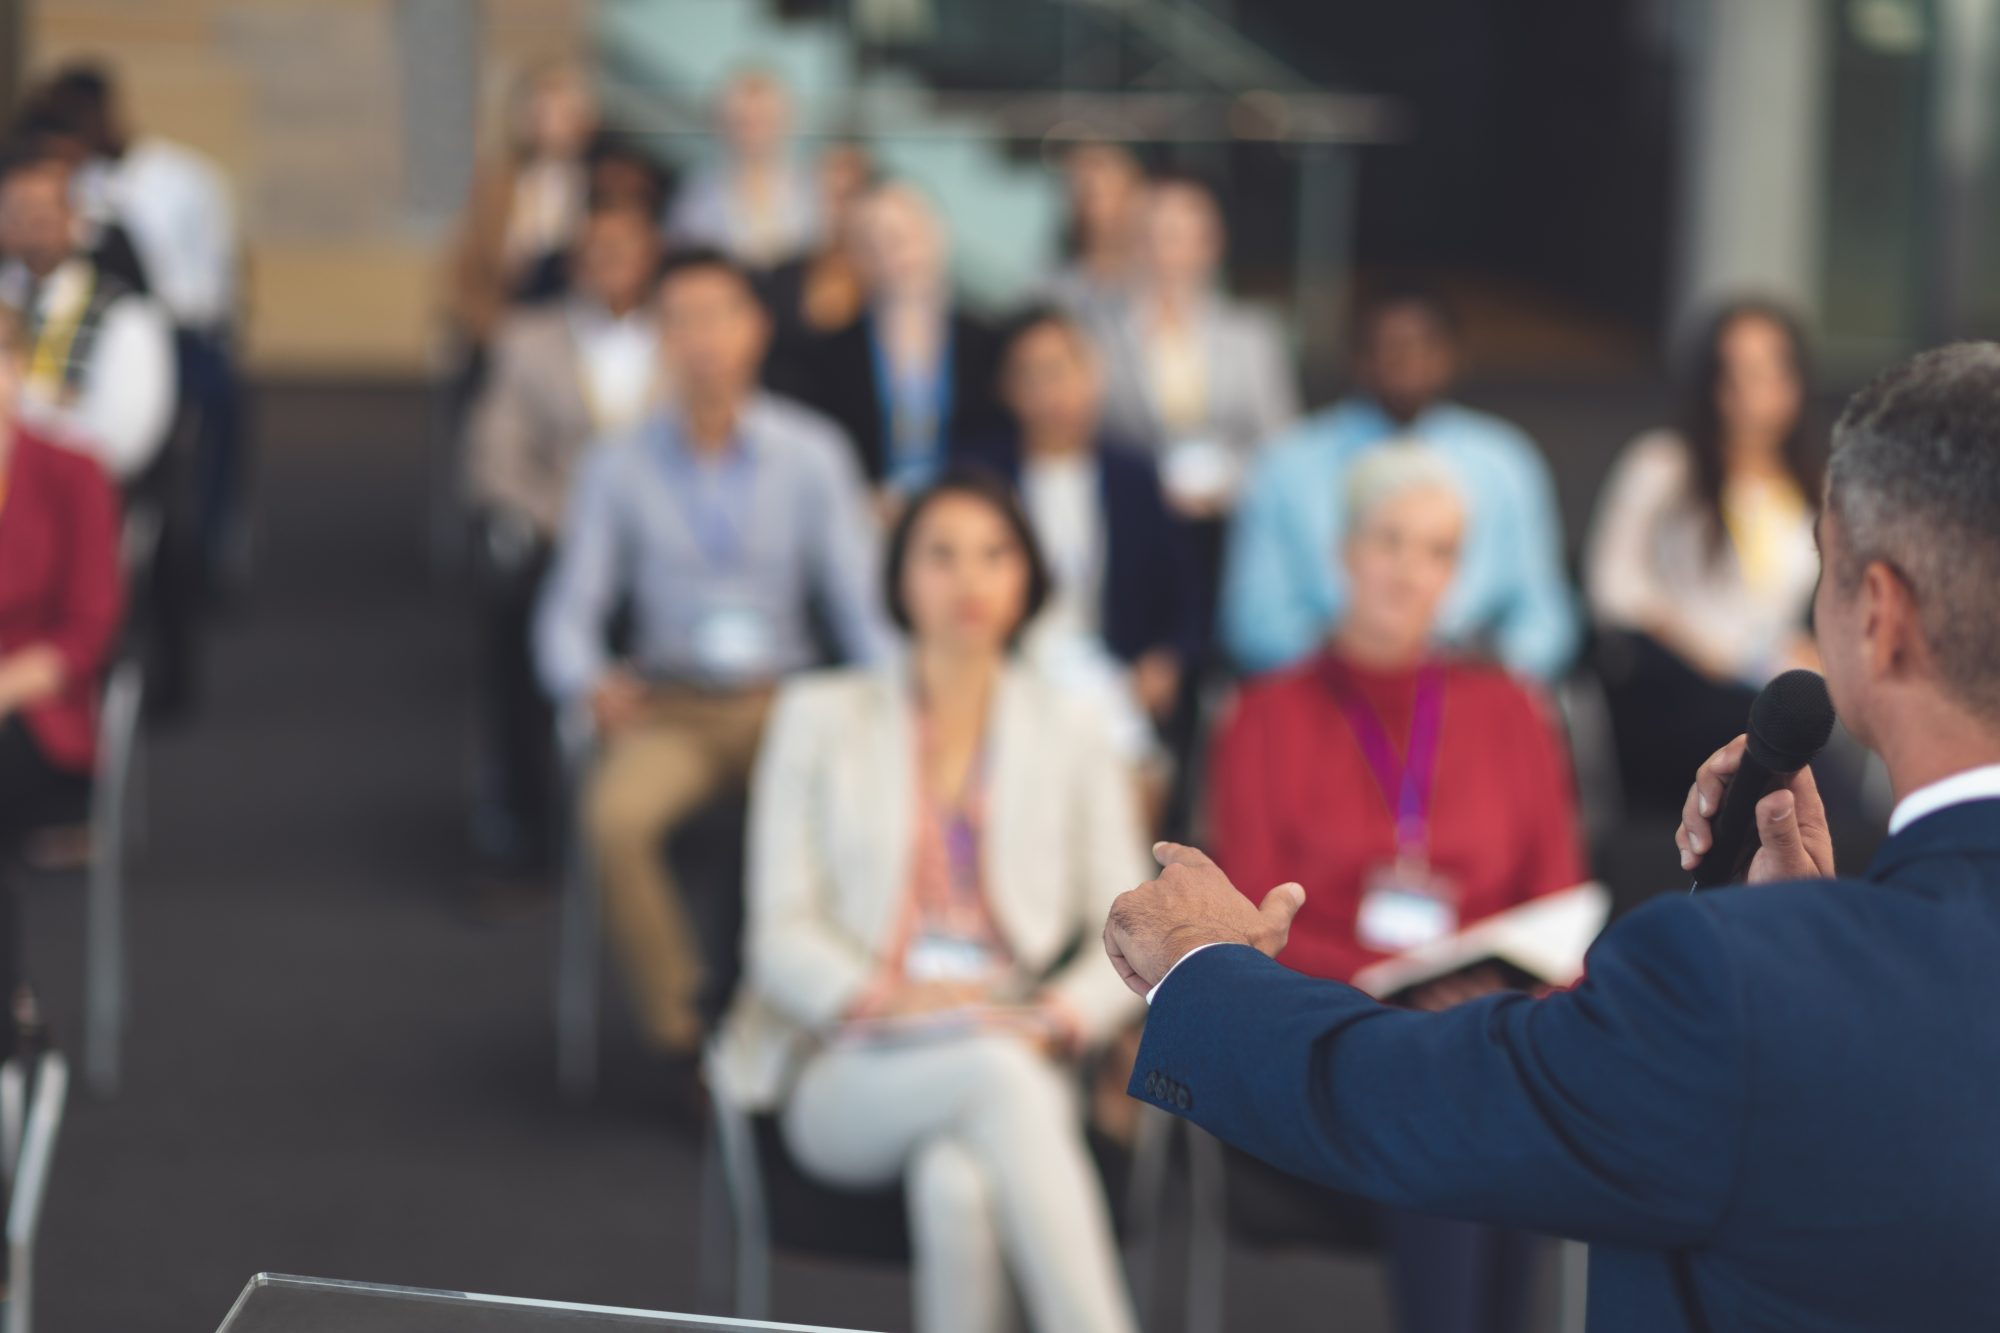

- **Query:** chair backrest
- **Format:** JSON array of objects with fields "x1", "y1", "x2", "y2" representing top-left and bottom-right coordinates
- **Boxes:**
[
  {"x1": 1216, "y1": 1137, "x2": 1379, "y2": 1253},
  {"x1": 1553, "y1": 660, "x2": 1626, "y2": 846}
]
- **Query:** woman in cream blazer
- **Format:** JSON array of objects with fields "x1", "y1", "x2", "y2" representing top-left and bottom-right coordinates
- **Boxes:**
[{"x1": 716, "y1": 469, "x2": 1148, "y2": 1333}]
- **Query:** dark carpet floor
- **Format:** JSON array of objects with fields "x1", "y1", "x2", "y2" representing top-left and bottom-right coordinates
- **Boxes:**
[{"x1": 15, "y1": 374, "x2": 1763, "y2": 1332}]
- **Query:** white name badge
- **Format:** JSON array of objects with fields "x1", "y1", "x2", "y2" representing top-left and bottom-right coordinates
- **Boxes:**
[
  {"x1": 1160, "y1": 437, "x2": 1240, "y2": 508},
  {"x1": 1356, "y1": 861, "x2": 1459, "y2": 953},
  {"x1": 904, "y1": 931, "x2": 1001, "y2": 986},
  {"x1": 691, "y1": 605, "x2": 774, "y2": 679}
]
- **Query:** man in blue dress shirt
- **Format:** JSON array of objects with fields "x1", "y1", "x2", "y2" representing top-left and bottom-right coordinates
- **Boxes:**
[
  {"x1": 1220, "y1": 286, "x2": 1578, "y2": 681},
  {"x1": 537, "y1": 247, "x2": 890, "y2": 1055},
  {"x1": 1106, "y1": 343, "x2": 2000, "y2": 1330}
]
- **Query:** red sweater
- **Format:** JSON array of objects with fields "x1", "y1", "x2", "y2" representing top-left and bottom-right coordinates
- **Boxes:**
[
  {"x1": 1208, "y1": 652, "x2": 1587, "y2": 984},
  {"x1": 0, "y1": 427, "x2": 124, "y2": 773}
]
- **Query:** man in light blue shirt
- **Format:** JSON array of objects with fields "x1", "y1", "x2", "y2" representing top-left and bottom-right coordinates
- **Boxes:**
[
  {"x1": 1220, "y1": 288, "x2": 1578, "y2": 681},
  {"x1": 535, "y1": 247, "x2": 889, "y2": 1054}
]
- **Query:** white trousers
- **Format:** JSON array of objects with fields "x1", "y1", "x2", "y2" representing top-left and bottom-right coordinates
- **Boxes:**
[{"x1": 782, "y1": 1033, "x2": 1140, "y2": 1333}]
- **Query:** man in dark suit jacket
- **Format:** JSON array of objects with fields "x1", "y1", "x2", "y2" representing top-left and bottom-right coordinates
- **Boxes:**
[{"x1": 1102, "y1": 342, "x2": 2000, "y2": 1331}]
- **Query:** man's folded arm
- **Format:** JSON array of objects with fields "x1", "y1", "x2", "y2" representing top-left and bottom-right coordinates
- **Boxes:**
[{"x1": 1131, "y1": 897, "x2": 1746, "y2": 1248}]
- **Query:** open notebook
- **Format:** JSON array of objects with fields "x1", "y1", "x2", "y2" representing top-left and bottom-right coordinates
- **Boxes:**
[{"x1": 1350, "y1": 882, "x2": 1612, "y2": 1002}]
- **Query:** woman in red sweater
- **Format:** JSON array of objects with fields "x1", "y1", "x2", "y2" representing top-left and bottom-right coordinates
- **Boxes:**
[
  {"x1": 1208, "y1": 444, "x2": 1585, "y2": 1333},
  {"x1": 0, "y1": 302, "x2": 125, "y2": 1048}
]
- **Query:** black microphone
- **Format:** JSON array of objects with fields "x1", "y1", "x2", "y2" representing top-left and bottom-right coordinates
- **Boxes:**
[{"x1": 1689, "y1": 669, "x2": 1837, "y2": 890}]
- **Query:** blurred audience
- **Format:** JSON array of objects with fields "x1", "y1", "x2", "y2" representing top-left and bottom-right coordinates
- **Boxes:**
[
  {"x1": 582, "y1": 131, "x2": 674, "y2": 221},
  {"x1": 0, "y1": 142, "x2": 176, "y2": 483},
  {"x1": 5, "y1": 95, "x2": 150, "y2": 297},
  {"x1": 448, "y1": 59, "x2": 598, "y2": 359},
  {"x1": 1222, "y1": 285, "x2": 1577, "y2": 681},
  {"x1": 763, "y1": 140, "x2": 875, "y2": 349},
  {"x1": 669, "y1": 69, "x2": 820, "y2": 270},
  {"x1": 1089, "y1": 174, "x2": 1297, "y2": 519},
  {"x1": 1040, "y1": 141, "x2": 1145, "y2": 324},
  {"x1": 1586, "y1": 298, "x2": 1822, "y2": 811},
  {"x1": 716, "y1": 470, "x2": 1145, "y2": 1333},
  {"x1": 969, "y1": 307, "x2": 1199, "y2": 781},
  {"x1": 792, "y1": 182, "x2": 1001, "y2": 498},
  {"x1": 535, "y1": 248, "x2": 889, "y2": 1053},
  {"x1": 464, "y1": 201, "x2": 665, "y2": 878},
  {"x1": 1209, "y1": 446, "x2": 1584, "y2": 1333},
  {"x1": 41, "y1": 61, "x2": 246, "y2": 588},
  {"x1": 0, "y1": 302, "x2": 124, "y2": 1053}
]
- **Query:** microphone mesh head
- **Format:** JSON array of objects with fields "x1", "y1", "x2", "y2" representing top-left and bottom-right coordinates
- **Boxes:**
[{"x1": 1747, "y1": 669, "x2": 1837, "y2": 771}]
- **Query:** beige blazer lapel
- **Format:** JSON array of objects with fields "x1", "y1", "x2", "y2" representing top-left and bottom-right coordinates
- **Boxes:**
[
  {"x1": 981, "y1": 662, "x2": 1052, "y2": 956},
  {"x1": 855, "y1": 661, "x2": 918, "y2": 949},
  {"x1": 547, "y1": 305, "x2": 602, "y2": 442}
]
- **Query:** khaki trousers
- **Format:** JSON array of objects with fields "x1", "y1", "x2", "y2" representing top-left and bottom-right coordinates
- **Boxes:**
[{"x1": 583, "y1": 687, "x2": 771, "y2": 1052}]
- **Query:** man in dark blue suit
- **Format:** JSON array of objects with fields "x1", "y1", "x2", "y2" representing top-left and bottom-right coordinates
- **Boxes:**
[{"x1": 1104, "y1": 343, "x2": 2000, "y2": 1331}]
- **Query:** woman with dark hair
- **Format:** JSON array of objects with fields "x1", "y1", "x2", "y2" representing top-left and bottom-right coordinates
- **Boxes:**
[
  {"x1": 1585, "y1": 297, "x2": 1823, "y2": 810},
  {"x1": 715, "y1": 469, "x2": 1146, "y2": 1333}
]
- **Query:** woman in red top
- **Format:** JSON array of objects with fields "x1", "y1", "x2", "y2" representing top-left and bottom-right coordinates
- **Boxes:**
[
  {"x1": 1207, "y1": 444, "x2": 1585, "y2": 1333},
  {"x1": 0, "y1": 301, "x2": 125, "y2": 1045}
]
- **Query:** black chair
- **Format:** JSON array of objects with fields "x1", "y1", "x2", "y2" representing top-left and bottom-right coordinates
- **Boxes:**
[{"x1": 1160, "y1": 1122, "x2": 1587, "y2": 1333}]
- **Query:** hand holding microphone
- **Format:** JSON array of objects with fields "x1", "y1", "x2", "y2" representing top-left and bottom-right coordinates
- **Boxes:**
[{"x1": 1677, "y1": 669, "x2": 1839, "y2": 887}]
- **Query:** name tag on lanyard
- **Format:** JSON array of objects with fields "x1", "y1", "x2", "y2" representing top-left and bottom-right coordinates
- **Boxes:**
[
  {"x1": 664, "y1": 429, "x2": 773, "y2": 678},
  {"x1": 872, "y1": 320, "x2": 954, "y2": 491},
  {"x1": 1332, "y1": 663, "x2": 1460, "y2": 952}
]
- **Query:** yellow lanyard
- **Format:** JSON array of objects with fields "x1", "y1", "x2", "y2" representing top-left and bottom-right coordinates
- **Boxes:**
[{"x1": 26, "y1": 265, "x2": 97, "y2": 397}]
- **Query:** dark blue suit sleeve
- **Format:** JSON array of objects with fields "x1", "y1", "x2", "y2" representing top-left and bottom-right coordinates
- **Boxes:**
[{"x1": 1129, "y1": 897, "x2": 1746, "y2": 1247}]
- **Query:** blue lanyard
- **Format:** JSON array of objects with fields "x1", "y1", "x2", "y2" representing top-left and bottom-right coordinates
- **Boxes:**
[
  {"x1": 657, "y1": 421, "x2": 757, "y2": 571},
  {"x1": 868, "y1": 315, "x2": 955, "y2": 484}
]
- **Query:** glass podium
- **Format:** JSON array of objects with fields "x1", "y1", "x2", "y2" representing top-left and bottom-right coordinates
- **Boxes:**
[{"x1": 214, "y1": 1274, "x2": 879, "y2": 1333}]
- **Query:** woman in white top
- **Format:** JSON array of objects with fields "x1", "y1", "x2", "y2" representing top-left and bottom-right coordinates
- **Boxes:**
[
  {"x1": 716, "y1": 470, "x2": 1148, "y2": 1333},
  {"x1": 1584, "y1": 298, "x2": 1822, "y2": 810}
]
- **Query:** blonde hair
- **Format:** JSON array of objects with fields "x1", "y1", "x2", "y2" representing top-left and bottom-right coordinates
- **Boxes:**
[{"x1": 1343, "y1": 441, "x2": 1466, "y2": 530}]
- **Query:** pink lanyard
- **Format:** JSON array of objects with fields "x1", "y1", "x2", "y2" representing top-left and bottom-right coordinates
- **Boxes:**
[{"x1": 1326, "y1": 661, "x2": 1447, "y2": 862}]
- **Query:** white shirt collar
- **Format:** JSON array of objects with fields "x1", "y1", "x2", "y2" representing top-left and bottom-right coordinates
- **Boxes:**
[{"x1": 1887, "y1": 764, "x2": 2000, "y2": 837}]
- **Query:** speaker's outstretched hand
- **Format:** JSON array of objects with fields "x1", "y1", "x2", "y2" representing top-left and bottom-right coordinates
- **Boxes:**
[{"x1": 1104, "y1": 842, "x2": 1305, "y2": 996}]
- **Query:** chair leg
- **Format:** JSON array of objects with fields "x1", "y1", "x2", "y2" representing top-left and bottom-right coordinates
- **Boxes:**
[
  {"x1": 6, "y1": 1053, "x2": 71, "y2": 1333},
  {"x1": 697, "y1": 1120, "x2": 733, "y2": 1314},
  {"x1": 1557, "y1": 1238, "x2": 1589, "y2": 1333},
  {"x1": 86, "y1": 661, "x2": 142, "y2": 1098},
  {"x1": 0, "y1": 1061, "x2": 24, "y2": 1172},
  {"x1": 707, "y1": 1078, "x2": 773, "y2": 1321},
  {"x1": 1123, "y1": 1106, "x2": 1174, "y2": 1331},
  {"x1": 553, "y1": 833, "x2": 601, "y2": 1102},
  {"x1": 84, "y1": 823, "x2": 124, "y2": 1099},
  {"x1": 1185, "y1": 1130, "x2": 1229, "y2": 1333},
  {"x1": 127, "y1": 726, "x2": 149, "y2": 859}
]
